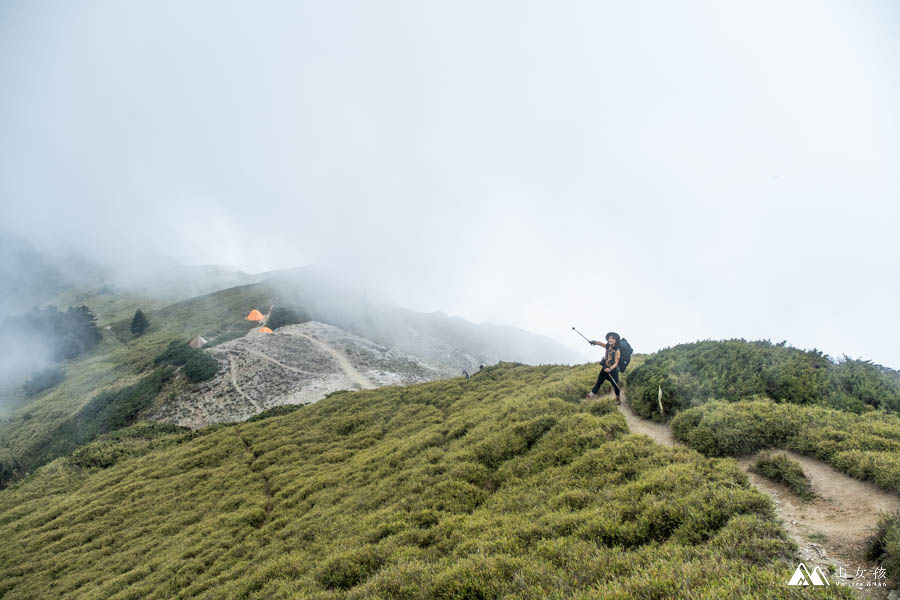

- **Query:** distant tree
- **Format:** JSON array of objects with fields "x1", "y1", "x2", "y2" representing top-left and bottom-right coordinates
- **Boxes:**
[
  {"x1": 62, "y1": 306, "x2": 102, "y2": 357},
  {"x1": 131, "y1": 309, "x2": 149, "y2": 336},
  {"x1": 24, "y1": 305, "x2": 101, "y2": 361}
]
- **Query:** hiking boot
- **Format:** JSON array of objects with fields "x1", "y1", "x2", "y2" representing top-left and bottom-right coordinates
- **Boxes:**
[
  {"x1": 614, "y1": 397, "x2": 621, "y2": 405},
  {"x1": 584, "y1": 392, "x2": 595, "y2": 400}
]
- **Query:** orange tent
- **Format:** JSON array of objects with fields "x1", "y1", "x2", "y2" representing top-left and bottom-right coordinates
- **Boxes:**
[
  {"x1": 258, "y1": 327, "x2": 273, "y2": 334},
  {"x1": 246, "y1": 309, "x2": 264, "y2": 321}
]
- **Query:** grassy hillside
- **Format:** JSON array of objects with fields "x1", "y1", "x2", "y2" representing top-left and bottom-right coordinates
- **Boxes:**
[
  {"x1": 0, "y1": 283, "x2": 275, "y2": 486},
  {"x1": 627, "y1": 340, "x2": 900, "y2": 420},
  {"x1": 1, "y1": 273, "x2": 590, "y2": 488},
  {"x1": 0, "y1": 363, "x2": 854, "y2": 599}
]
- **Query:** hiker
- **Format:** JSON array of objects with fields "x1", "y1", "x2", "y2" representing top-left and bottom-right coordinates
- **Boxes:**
[
  {"x1": 463, "y1": 369, "x2": 470, "y2": 379},
  {"x1": 585, "y1": 332, "x2": 622, "y2": 404}
]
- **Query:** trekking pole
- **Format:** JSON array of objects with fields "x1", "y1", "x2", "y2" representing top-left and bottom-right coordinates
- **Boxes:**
[{"x1": 572, "y1": 327, "x2": 593, "y2": 345}]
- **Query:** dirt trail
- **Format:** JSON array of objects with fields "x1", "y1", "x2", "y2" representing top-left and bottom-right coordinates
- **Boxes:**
[
  {"x1": 283, "y1": 330, "x2": 375, "y2": 390},
  {"x1": 616, "y1": 400, "x2": 677, "y2": 447},
  {"x1": 615, "y1": 396, "x2": 900, "y2": 596},
  {"x1": 239, "y1": 348, "x2": 321, "y2": 376},
  {"x1": 229, "y1": 354, "x2": 262, "y2": 411}
]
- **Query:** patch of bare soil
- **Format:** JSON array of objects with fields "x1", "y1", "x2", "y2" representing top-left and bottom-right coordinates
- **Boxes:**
[{"x1": 614, "y1": 395, "x2": 900, "y2": 598}]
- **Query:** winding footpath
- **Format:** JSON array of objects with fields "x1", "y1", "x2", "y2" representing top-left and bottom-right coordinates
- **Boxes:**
[
  {"x1": 239, "y1": 348, "x2": 322, "y2": 376},
  {"x1": 615, "y1": 395, "x2": 900, "y2": 598},
  {"x1": 229, "y1": 354, "x2": 262, "y2": 411},
  {"x1": 282, "y1": 330, "x2": 376, "y2": 390}
]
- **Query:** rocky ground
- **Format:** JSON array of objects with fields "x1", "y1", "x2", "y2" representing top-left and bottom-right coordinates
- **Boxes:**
[{"x1": 149, "y1": 321, "x2": 456, "y2": 428}]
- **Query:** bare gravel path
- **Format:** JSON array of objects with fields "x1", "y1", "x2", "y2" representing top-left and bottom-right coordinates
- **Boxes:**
[
  {"x1": 282, "y1": 330, "x2": 376, "y2": 390},
  {"x1": 229, "y1": 353, "x2": 262, "y2": 411},
  {"x1": 240, "y1": 348, "x2": 321, "y2": 376}
]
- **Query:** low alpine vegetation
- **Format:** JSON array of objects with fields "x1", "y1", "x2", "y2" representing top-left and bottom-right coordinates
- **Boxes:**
[
  {"x1": 267, "y1": 306, "x2": 308, "y2": 330},
  {"x1": 0, "y1": 363, "x2": 855, "y2": 599},
  {"x1": 22, "y1": 366, "x2": 65, "y2": 397},
  {"x1": 750, "y1": 452, "x2": 816, "y2": 501},
  {"x1": 0, "y1": 367, "x2": 175, "y2": 488},
  {"x1": 154, "y1": 340, "x2": 220, "y2": 383},
  {"x1": 670, "y1": 399, "x2": 900, "y2": 494},
  {"x1": 867, "y1": 511, "x2": 900, "y2": 580},
  {"x1": 626, "y1": 340, "x2": 900, "y2": 420}
]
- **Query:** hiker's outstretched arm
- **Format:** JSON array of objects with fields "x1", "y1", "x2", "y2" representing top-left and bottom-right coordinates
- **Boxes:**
[{"x1": 590, "y1": 340, "x2": 608, "y2": 347}]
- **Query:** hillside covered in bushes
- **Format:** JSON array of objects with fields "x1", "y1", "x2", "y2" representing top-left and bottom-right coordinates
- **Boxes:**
[
  {"x1": 0, "y1": 363, "x2": 855, "y2": 599},
  {"x1": 627, "y1": 339, "x2": 900, "y2": 420}
]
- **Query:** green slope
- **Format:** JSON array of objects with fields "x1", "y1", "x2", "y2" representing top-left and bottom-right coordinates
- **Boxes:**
[
  {"x1": 0, "y1": 270, "x2": 583, "y2": 488},
  {"x1": 42, "y1": 286, "x2": 173, "y2": 328},
  {"x1": 0, "y1": 363, "x2": 853, "y2": 599},
  {"x1": 0, "y1": 283, "x2": 276, "y2": 486}
]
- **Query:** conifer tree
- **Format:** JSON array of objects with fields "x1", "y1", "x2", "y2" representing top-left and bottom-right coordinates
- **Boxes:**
[{"x1": 130, "y1": 309, "x2": 149, "y2": 336}]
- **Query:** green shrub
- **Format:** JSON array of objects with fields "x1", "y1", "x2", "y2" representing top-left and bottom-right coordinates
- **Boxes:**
[
  {"x1": 22, "y1": 366, "x2": 65, "y2": 397},
  {"x1": 429, "y1": 555, "x2": 526, "y2": 599},
  {"x1": 709, "y1": 513, "x2": 795, "y2": 564},
  {"x1": 472, "y1": 416, "x2": 556, "y2": 469},
  {"x1": 99, "y1": 422, "x2": 188, "y2": 441},
  {"x1": 183, "y1": 352, "x2": 219, "y2": 382},
  {"x1": 316, "y1": 545, "x2": 385, "y2": 589},
  {"x1": 153, "y1": 341, "x2": 195, "y2": 366},
  {"x1": 866, "y1": 511, "x2": 900, "y2": 580},
  {"x1": 361, "y1": 560, "x2": 433, "y2": 600},
  {"x1": 154, "y1": 340, "x2": 219, "y2": 382},
  {"x1": 670, "y1": 400, "x2": 794, "y2": 456},
  {"x1": 627, "y1": 339, "x2": 900, "y2": 419},
  {"x1": 246, "y1": 404, "x2": 304, "y2": 422},
  {"x1": 672, "y1": 400, "x2": 900, "y2": 495},
  {"x1": 750, "y1": 452, "x2": 816, "y2": 500},
  {"x1": 835, "y1": 359, "x2": 900, "y2": 412},
  {"x1": 267, "y1": 306, "x2": 308, "y2": 330}
]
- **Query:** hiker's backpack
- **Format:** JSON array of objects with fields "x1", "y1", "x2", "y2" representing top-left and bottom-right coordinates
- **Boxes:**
[{"x1": 617, "y1": 338, "x2": 634, "y2": 372}]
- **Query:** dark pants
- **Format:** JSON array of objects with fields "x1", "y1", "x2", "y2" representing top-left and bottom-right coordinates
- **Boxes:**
[{"x1": 593, "y1": 368, "x2": 620, "y2": 396}]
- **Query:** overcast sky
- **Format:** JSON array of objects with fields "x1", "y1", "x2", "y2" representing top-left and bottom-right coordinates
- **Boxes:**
[{"x1": 2, "y1": 0, "x2": 899, "y2": 368}]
